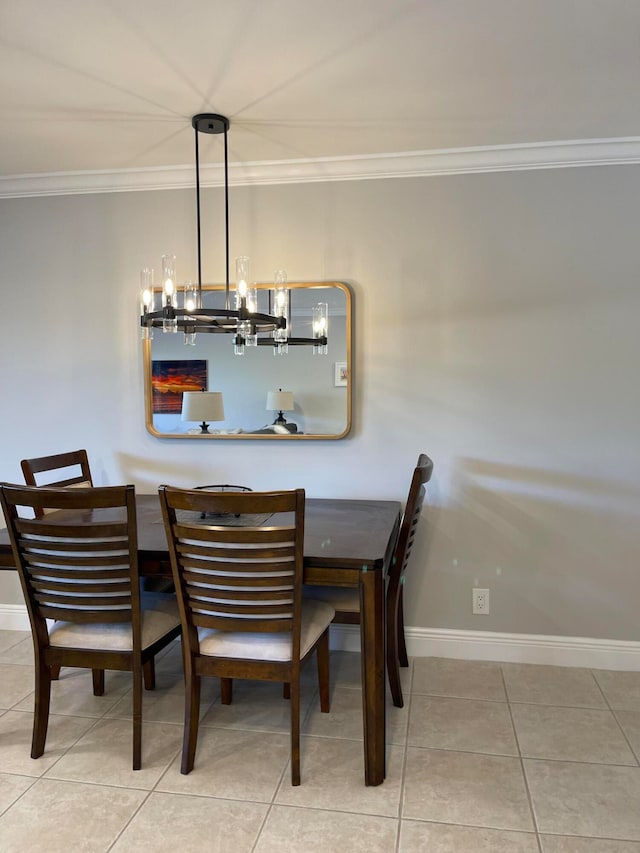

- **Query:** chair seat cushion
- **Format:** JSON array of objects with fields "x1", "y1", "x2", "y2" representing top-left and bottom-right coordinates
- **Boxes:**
[
  {"x1": 48, "y1": 593, "x2": 180, "y2": 651},
  {"x1": 197, "y1": 599, "x2": 334, "y2": 662},
  {"x1": 303, "y1": 585, "x2": 360, "y2": 613}
]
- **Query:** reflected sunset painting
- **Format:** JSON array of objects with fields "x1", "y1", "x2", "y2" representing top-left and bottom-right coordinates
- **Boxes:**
[{"x1": 152, "y1": 360, "x2": 207, "y2": 414}]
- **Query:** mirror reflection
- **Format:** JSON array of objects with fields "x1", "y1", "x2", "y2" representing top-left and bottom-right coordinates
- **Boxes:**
[{"x1": 143, "y1": 282, "x2": 352, "y2": 439}]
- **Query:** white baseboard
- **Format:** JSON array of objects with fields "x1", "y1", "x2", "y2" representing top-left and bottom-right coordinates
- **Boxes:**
[
  {"x1": 3, "y1": 605, "x2": 639, "y2": 671},
  {"x1": 329, "y1": 625, "x2": 640, "y2": 671}
]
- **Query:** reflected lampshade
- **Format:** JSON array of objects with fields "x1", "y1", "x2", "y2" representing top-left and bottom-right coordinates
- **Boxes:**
[
  {"x1": 266, "y1": 389, "x2": 294, "y2": 426},
  {"x1": 266, "y1": 390, "x2": 294, "y2": 413},
  {"x1": 181, "y1": 391, "x2": 225, "y2": 433}
]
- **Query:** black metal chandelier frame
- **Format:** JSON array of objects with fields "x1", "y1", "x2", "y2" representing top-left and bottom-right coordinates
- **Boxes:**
[{"x1": 140, "y1": 113, "x2": 327, "y2": 350}]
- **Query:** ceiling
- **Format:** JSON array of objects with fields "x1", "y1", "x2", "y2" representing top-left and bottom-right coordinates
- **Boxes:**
[{"x1": 1, "y1": 0, "x2": 639, "y2": 178}]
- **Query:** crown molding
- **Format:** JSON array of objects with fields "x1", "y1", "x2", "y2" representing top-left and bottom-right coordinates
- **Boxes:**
[{"x1": 2, "y1": 137, "x2": 640, "y2": 199}]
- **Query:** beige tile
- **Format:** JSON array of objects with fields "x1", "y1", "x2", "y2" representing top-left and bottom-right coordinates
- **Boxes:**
[
  {"x1": 593, "y1": 671, "x2": 640, "y2": 711},
  {"x1": 152, "y1": 639, "x2": 184, "y2": 674},
  {"x1": 45, "y1": 717, "x2": 182, "y2": 789},
  {"x1": 616, "y1": 711, "x2": 640, "y2": 759},
  {"x1": 330, "y1": 650, "x2": 413, "y2": 695},
  {"x1": 111, "y1": 791, "x2": 267, "y2": 852},
  {"x1": 275, "y1": 738, "x2": 404, "y2": 817},
  {"x1": 303, "y1": 686, "x2": 408, "y2": 745},
  {"x1": 540, "y1": 836, "x2": 640, "y2": 852},
  {"x1": 525, "y1": 759, "x2": 640, "y2": 839},
  {"x1": 256, "y1": 804, "x2": 398, "y2": 853},
  {"x1": 158, "y1": 727, "x2": 290, "y2": 802},
  {"x1": 14, "y1": 668, "x2": 132, "y2": 718},
  {"x1": 503, "y1": 664, "x2": 606, "y2": 708},
  {"x1": 0, "y1": 631, "x2": 30, "y2": 658},
  {"x1": 106, "y1": 669, "x2": 219, "y2": 725},
  {"x1": 408, "y1": 695, "x2": 517, "y2": 755},
  {"x1": 412, "y1": 658, "x2": 506, "y2": 701},
  {"x1": 323, "y1": 650, "x2": 364, "y2": 689},
  {"x1": 0, "y1": 664, "x2": 34, "y2": 709},
  {"x1": 512, "y1": 704, "x2": 637, "y2": 764},
  {"x1": 403, "y1": 747, "x2": 534, "y2": 830},
  {"x1": 399, "y1": 820, "x2": 539, "y2": 852},
  {"x1": 0, "y1": 637, "x2": 33, "y2": 666},
  {"x1": 0, "y1": 778, "x2": 146, "y2": 853},
  {"x1": 0, "y1": 773, "x2": 35, "y2": 816},
  {"x1": 0, "y1": 710, "x2": 95, "y2": 776},
  {"x1": 201, "y1": 679, "x2": 314, "y2": 735}
]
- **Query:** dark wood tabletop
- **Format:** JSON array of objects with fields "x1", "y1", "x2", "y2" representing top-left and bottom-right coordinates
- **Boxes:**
[{"x1": 0, "y1": 494, "x2": 402, "y2": 576}]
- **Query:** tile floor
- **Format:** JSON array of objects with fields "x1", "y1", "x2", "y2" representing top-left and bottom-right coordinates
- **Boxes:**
[{"x1": 1, "y1": 628, "x2": 640, "y2": 852}]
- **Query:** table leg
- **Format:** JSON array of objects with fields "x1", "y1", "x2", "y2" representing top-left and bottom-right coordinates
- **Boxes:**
[{"x1": 359, "y1": 567, "x2": 386, "y2": 785}]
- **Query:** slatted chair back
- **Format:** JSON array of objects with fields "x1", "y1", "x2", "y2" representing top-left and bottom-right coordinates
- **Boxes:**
[
  {"x1": 159, "y1": 486, "x2": 305, "y2": 646},
  {"x1": 391, "y1": 453, "x2": 433, "y2": 585},
  {"x1": 0, "y1": 484, "x2": 140, "y2": 644},
  {"x1": 383, "y1": 452, "x2": 433, "y2": 707},
  {"x1": 21, "y1": 450, "x2": 93, "y2": 518}
]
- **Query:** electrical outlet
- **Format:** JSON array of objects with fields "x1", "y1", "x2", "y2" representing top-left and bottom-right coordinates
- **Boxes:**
[{"x1": 472, "y1": 588, "x2": 490, "y2": 615}]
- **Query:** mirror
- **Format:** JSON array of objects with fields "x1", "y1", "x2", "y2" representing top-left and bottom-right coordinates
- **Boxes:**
[{"x1": 143, "y1": 281, "x2": 352, "y2": 439}]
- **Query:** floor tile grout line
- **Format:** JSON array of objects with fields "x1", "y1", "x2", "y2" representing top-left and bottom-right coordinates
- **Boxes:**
[
  {"x1": 395, "y1": 659, "x2": 415, "y2": 853},
  {"x1": 590, "y1": 667, "x2": 640, "y2": 767},
  {"x1": 610, "y1": 708, "x2": 640, "y2": 767},
  {"x1": 499, "y1": 665, "x2": 544, "y2": 853},
  {"x1": 250, "y1": 740, "x2": 292, "y2": 853},
  {"x1": 0, "y1": 773, "x2": 39, "y2": 820},
  {"x1": 392, "y1": 741, "x2": 640, "y2": 769},
  {"x1": 104, "y1": 787, "x2": 155, "y2": 853}
]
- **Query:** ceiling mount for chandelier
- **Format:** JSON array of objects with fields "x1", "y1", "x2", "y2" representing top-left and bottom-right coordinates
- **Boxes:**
[{"x1": 139, "y1": 113, "x2": 328, "y2": 356}]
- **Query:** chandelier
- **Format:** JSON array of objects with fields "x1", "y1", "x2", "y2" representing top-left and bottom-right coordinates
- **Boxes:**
[{"x1": 139, "y1": 113, "x2": 328, "y2": 356}]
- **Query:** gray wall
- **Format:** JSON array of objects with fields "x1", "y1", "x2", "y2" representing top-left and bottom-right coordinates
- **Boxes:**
[{"x1": 1, "y1": 166, "x2": 639, "y2": 640}]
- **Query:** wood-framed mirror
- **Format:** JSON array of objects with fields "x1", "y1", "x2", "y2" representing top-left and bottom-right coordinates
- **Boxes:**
[{"x1": 142, "y1": 281, "x2": 352, "y2": 439}]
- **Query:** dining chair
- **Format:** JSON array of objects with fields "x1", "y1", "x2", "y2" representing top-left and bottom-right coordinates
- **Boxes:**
[
  {"x1": 158, "y1": 485, "x2": 335, "y2": 785},
  {"x1": 304, "y1": 453, "x2": 433, "y2": 708},
  {"x1": 21, "y1": 450, "x2": 93, "y2": 518},
  {"x1": 0, "y1": 482, "x2": 182, "y2": 769},
  {"x1": 21, "y1": 449, "x2": 97, "y2": 683}
]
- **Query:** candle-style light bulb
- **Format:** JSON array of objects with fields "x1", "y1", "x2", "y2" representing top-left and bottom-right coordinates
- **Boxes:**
[
  {"x1": 312, "y1": 302, "x2": 328, "y2": 355},
  {"x1": 161, "y1": 253, "x2": 177, "y2": 333},
  {"x1": 235, "y1": 256, "x2": 250, "y2": 308},
  {"x1": 140, "y1": 267, "x2": 154, "y2": 340},
  {"x1": 273, "y1": 269, "x2": 289, "y2": 353}
]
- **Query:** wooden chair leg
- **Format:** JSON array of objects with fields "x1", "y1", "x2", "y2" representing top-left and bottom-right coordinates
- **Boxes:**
[
  {"x1": 290, "y1": 679, "x2": 301, "y2": 786},
  {"x1": 283, "y1": 682, "x2": 291, "y2": 700},
  {"x1": 92, "y1": 668, "x2": 105, "y2": 696},
  {"x1": 143, "y1": 658, "x2": 156, "y2": 691},
  {"x1": 220, "y1": 677, "x2": 232, "y2": 705},
  {"x1": 317, "y1": 631, "x2": 330, "y2": 713},
  {"x1": 397, "y1": 586, "x2": 409, "y2": 667},
  {"x1": 386, "y1": 584, "x2": 404, "y2": 709},
  {"x1": 132, "y1": 662, "x2": 142, "y2": 770},
  {"x1": 31, "y1": 658, "x2": 52, "y2": 758},
  {"x1": 181, "y1": 669, "x2": 201, "y2": 775},
  {"x1": 50, "y1": 664, "x2": 61, "y2": 681}
]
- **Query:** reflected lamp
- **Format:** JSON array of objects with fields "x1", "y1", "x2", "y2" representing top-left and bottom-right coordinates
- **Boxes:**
[
  {"x1": 266, "y1": 389, "x2": 294, "y2": 425},
  {"x1": 181, "y1": 391, "x2": 225, "y2": 434}
]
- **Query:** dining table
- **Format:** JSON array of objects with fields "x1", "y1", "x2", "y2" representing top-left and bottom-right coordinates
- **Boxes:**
[{"x1": 0, "y1": 493, "x2": 401, "y2": 786}]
